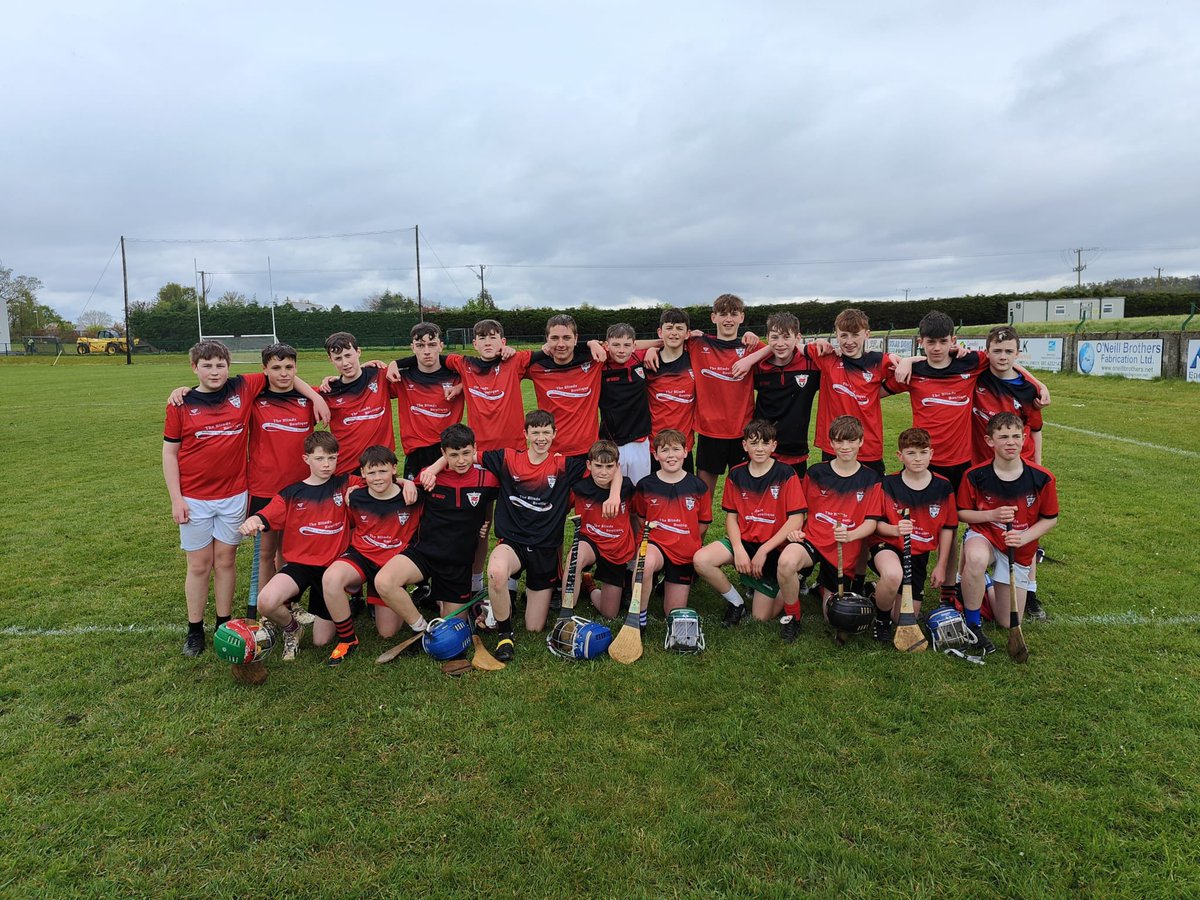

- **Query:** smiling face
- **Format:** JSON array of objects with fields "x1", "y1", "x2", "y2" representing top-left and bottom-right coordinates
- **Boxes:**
[
  {"x1": 654, "y1": 441, "x2": 686, "y2": 473},
  {"x1": 606, "y1": 335, "x2": 635, "y2": 365},
  {"x1": 329, "y1": 345, "x2": 363, "y2": 380},
  {"x1": 830, "y1": 435, "x2": 863, "y2": 464},
  {"x1": 658, "y1": 321, "x2": 688, "y2": 350},
  {"x1": 192, "y1": 355, "x2": 230, "y2": 392},
  {"x1": 836, "y1": 328, "x2": 869, "y2": 360},
  {"x1": 546, "y1": 325, "x2": 577, "y2": 364},
  {"x1": 442, "y1": 443, "x2": 477, "y2": 475},
  {"x1": 767, "y1": 328, "x2": 798, "y2": 362},
  {"x1": 710, "y1": 308, "x2": 744, "y2": 339},
  {"x1": 263, "y1": 355, "x2": 296, "y2": 392},
  {"x1": 525, "y1": 424, "x2": 556, "y2": 456}
]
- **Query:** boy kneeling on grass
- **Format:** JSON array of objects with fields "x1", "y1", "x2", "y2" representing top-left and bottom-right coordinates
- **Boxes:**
[
  {"x1": 956, "y1": 412, "x2": 1059, "y2": 654},
  {"x1": 568, "y1": 440, "x2": 637, "y2": 619},
  {"x1": 693, "y1": 420, "x2": 806, "y2": 627}
]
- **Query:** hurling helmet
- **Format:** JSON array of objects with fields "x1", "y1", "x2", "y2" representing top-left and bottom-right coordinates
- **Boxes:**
[
  {"x1": 926, "y1": 607, "x2": 986, "y2": 664},
  {"x1": 214, "y1": 618, "x2": 276, "y2": 665},
  {"x1": 664, "y1": 608, "x2": 706, "y2": 653},
  {"x1": 546, "y1": 616, "x2": 613, "y2": 660},
  {"x1": 422, "y1": 617, "x2": 472, "y2": 660},
  {"x1": 824, "y1": 595, "x2": 874, "y2": 636}
]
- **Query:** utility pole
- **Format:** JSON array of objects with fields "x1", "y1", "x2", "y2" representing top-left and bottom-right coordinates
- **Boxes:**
[
  {"x1": 199, "y1": 270, "x2": 209, "y2": 307},
  {"x1": 414, "y1": 225, "x2": 423, "y2": 323},
  {"x1": 121, "y1": 236, "x2": 131, "y2": 365},
  {"x1": 1072, "y1": 248, "x2": 1097, "y2": 287},
  {"x1": 471, "y1": 265, "x2": 486, "y2": 296},
  {"x1": 903, "y1": 288, "x2": 910, "y2": 302},
  {"x1": 1155, "y1": 267, "x2": 1163, "y2": 288}
]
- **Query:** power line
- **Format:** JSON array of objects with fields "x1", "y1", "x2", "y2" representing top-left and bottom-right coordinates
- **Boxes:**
[
  {"x1": 418, "y1": 230, "x2": 469, "y2": 301},
  {"x1": 126, "y1": 226, "x2": 417, "y2": 244},
  {"x1": 75, "y1": 239, "x2": 123, "y2": 322}
]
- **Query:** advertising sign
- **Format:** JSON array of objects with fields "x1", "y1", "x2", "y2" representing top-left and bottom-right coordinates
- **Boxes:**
[
  {"x1": 1018, "y1": 338, "x2": 1063, "y2": 373},
  {"x1": 1187, "y1": 340, "x2": 1200, "y2": 384},
  {"x1": 1076, "y1": 340, "x2": 1162, "y2": 380}
]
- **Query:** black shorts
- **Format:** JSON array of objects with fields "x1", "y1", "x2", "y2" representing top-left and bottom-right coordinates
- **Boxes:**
[
  {"x1": 739, "y1": 539, "x2": 784, "y2": 582},
  {"x1": 248, "y1": 495, "x2": 272, "y2": 517},
  {"x1": 279, "y1": 562, "x2": 331, "y2": 619},
  {"x1": 788, "y1": 541, "x2": 846, "y2": 595},
  {"x1": 822, "y1": 453, "x2": 885, "y2": 476},
  {"x1": 930, "y1": 461, "x2": 970, "y2": 493},
  {"x1": 399, "y1": 546, "x2": 473, "y2": 606},
  {"x1": 648, "y1": 541, "x2": 695, "y2": 585},
  {"x1": 336, "y1": 547, "x2": 384, "y2": 604},
  {"x1": 696, "y1": 434, "x2": 747, "y2": 477},
  {"x1": 651, "y1": 450, "x2": 695, "y2": 474},
  {"x1": 403, "y1": 443, "x2": 443, "y2": 481},
  {"x1": 868, "y1": 544, "x2": 930, "y2": 603},
  {"x1": 579, "y1": 536, "x2": 628, "y2": 587},
  {"x1": 501, "y1": 540, "x2": 562, "y2": 592}
]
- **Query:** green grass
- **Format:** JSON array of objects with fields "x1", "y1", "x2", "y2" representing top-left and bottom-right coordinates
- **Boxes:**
[
  {"x1": 885, "y1": 314, "x2": 1195, "y2": 337},
  {"x1": 2, "y1": 357, "x2": 1199, "y2": 896}
]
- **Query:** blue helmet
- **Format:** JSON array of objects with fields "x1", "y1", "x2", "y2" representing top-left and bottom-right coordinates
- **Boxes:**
[
  {"x1": 927, "y1": 607, "x2": 974, "y2": 653},
  {"x1": 547, "y1": 616, "x2": 613, "y2": 660},
  {"x1": 422, "y1": 617, "x2": 471, "y2": 660}
]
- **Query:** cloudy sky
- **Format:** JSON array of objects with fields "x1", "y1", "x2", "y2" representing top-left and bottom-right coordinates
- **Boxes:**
[{"x1": 3, "y1": 1, "x2": 1198, "y2": 324}]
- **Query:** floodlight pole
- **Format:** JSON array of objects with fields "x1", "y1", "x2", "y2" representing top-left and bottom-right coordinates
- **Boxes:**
[
  {"x1": 415, "y1": 224, "x2": 424, "y2": 322},
  {"x1": 267, "y1": 256, "x2": 278, "y2": 339},
  {"x1": 121, "y1": 235, "x2": 132, "y2": 365}
]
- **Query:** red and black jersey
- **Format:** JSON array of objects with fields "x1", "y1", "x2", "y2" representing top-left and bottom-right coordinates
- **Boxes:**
[
  {"x1": 600, "y1": 352, "x2": 652, "y2": 445},
  {"x1": 634, "y1": 472, "x2": 712, "y2": 565},
  {"x1": 255, "y1": 474, "x2": 353, "y2": 567},
  {"x1": 444, "y1": 351, "x2": 531, "y2": 451},
  {"x1": 526, "y1": 347, "x2": 602, "y2": 457},
  {"x1": 572, "y1": 475, "x2": 637, "y2": 565},
  {"x1": 722, "y1": 460, "x2": 805, "y2": 544},
  {"x1": 801, "y1": 462, "x2": 885, "y2": 574},
  {"x1": 886, "y1": 352, "x2": 988, "y2": 467},
  {"x1": 325, "y1": 365, "x2": 397, "y2": 474},
  {"x1": 164, "y1": 373, "x2": 266, "y2": 500},
  {"x1": 690, "y1": 335, "x2": 762, "y2": 439},
  {"x1": 482, "y1": 449, "x2": 589, "y2": 548},
  {"x1": 394, "y1": 364, "x2": 463, "y2": 453},
  {"x1": 752, "y1": 352, "x2": 820, "y2": 463},
  {"x1": 878, "y1": 473, "x2": 958, "y2": 556},
  {"x1": 807, "y1": 347, "x2": 893, "y2": 462},
  {"x1": 248, "y1": 388, "x2": 316, "y2": 498},
  {"x1": 970, "y1": 370, "x2": 1044, "y2": 466},
  {"x1": 645, "y1": 351, "x2": 696, "y2": 451},
  {"x1": 957, "y1": 461, "x2": 1059, "y2": 566},
  {"x1": 412, "y1": 464, "x2": 499, "y2": 562},
  {"x1": 346, "y1": 487, "x2": 421, "y2": 567}
]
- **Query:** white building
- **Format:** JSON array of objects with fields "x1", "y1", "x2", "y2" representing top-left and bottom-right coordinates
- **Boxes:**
[{"x1": 1008, "y1": 297, "x2": 1125, "y2": 324}]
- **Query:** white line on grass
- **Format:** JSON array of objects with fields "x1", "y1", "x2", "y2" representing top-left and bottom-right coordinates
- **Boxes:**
[
  {"x1": 0, "y1": 624, "x2": 178, "y2": 637},
  {"x1": 1051, "y1": 613, "x2": 1200, "y2": 627},
  {"x1": 1045, "y1": 422, "x2": 1200, "y2": 458}
]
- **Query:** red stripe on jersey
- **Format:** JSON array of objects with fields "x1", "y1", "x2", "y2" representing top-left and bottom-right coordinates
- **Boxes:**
[
  {"x1": 879, "y1": 472, "x2": 958, "y2": 555},
  {"x1": 970, "y1": 371, "x2": 1043, "y2": 466},
  {"x1": 527, "y1": 348, "x2": 602, "y2": 457},
  {"x1": 395, "y1": 365, "x2": 463, "y2": 452},
  {"x1": 572, "y1": 475, "x2": 637, "y2": 565},
  {"x1": 645, "y1": 352, "x2": 696, "y2": 451},
  {"x1": 753, "y1": 352, "x2": 820, "y2": 460},
  {"x1": 347, "y1": 488, "x2": 421, "y2": 566},
  {"x1": 722, "y1": 461, "x2": 805, "y2": 544},
  {"x1": 801, "y1": 462, "x2": 885, "y2": 574},
  {"x1": 887, "y1": 352, "x2": 988, "y2": 467},
  {"x1": 447, "y1": 351, "x2": 531, "y2": 451},
  {"x1": 248, "y1": 389, "x2": 315, "y2": 497},
  {"x1": 257, "y1": 474, "x2": 352, "y2": 566},
  {"x1": 806, "y1": 347, "x2": 892, "y2": 462},
  {"x1": 325, "y1": 365, "x2": 397, "y2": 474},
  {"x1": 414, "y1": 464, "x2": 500, "y2": 561},
  {"x1": 634, "y1": 472, "x2": 712, "y2": 565},
  {"x1": 164, "y1": 373, "x2": 266, "y2": 500},
  {"x1": 690, "y1": 335, "x2": 761, "y2": 439},
  {"x1": 957, "y1": 461, "x2": 1059, "y2": 566}
]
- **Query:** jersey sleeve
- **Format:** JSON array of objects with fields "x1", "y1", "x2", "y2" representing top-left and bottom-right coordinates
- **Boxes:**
[
  {"x1": 699, "y1": 484, "x2": 714, "y2": 525},
  {"x1": 256, "y1": 493, "x2": 288, "y2": 531},
  {"x1": 783, "y1": 473, "x2": 806, "y2": 516},
  {"x1": 939, "y1": 491, "x2": 959, "y2": 530},
  {"x1": 480, "y1": 449, "x2": 505, "y2": 477},
  {"x1": 1038, "y1": 472, "x2": 1060, "y2": 519},
  {"x1": 566, "y1": 455, "x2": 590, "y2": 485},
  {"x1": 633, "y1": 485, "x2": 648, "y2": 519},
  {"x1": 164, "y1": 404, "x2": 184, "y2": 442},
  {"x1": 865, "y1": 483, "x2": 886, "y2": 520},
  {"x1": 956, "y1": 475, "x2": 978, "y2": 514},
  {"x1": 445, "y1": 354, "x2": 465, "y2": 375}
]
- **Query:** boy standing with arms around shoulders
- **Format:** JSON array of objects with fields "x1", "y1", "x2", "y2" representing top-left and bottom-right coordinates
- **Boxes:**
[
  {"x1": 694, "y1": 420, "x2": 807, "y2": 626},
  {"x1": 392, "y1": 323, "x2": 464, "y2": 479},
  {"x1": 526, "y1": 314, "x2": 606, "y2": 460},
  {"x1": 322, "y1": 331, "x2": 399, "y2": 475},
  {"x1": 599, "y1": 323, "x2": 654, "y2": 487},
  {"x1": 957, "y1": 413, "x2": 1059, "y2": 653},
  {"x1": 748, "y1": 312, "x2": 821, "y2": 478},
  {"x1": 644, "y1": 308, "x2": 697, "y2": 471}
]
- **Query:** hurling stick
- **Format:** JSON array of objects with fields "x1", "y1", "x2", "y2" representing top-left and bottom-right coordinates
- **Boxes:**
[
  {"x1": 375, "y1": 596, "x2": 481, "y2": 664},
  {"x1": 893, "y1": 509, "x2": 929, "y2": 653},
  {"x1": 469, "y1": 614, "x2": 506, "y2": 672},
  {"x1": 559, "y1": 514, "x2": 584, "y2": 622},
  {"x1": 833, "y1": 541, "x2": 850, "y2": 646},
  {"x1": 609, "y1": 522, "x2": 652, "y2": 664},
  {"x1": 1005, "y1": 525, "x2": 1030, "y2": 663},
  {"x1": 246, "y1": 531, "x2": 261, "y2": 621}
]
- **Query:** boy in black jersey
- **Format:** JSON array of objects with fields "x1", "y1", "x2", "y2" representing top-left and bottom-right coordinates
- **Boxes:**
[
  {"x1": 868, "y1": 428, "x2": 957, "y2": 642},
  {"x1": 748, "y1": 312, "x2": 821, "y2": 478},
  {"x1": 599, "y1": 323, "x2": 653, "y2": 487},
  {"x1": 568, "y1": 440, "x2": 637, "y2": 618},
  {"x1": 377, "y1": 424, "x2": 500, "y2": 633},
  {"x1": 694, "y1": 420, "x2": 807, "y2": 626}
]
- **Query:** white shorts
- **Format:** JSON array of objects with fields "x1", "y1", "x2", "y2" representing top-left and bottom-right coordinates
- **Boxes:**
[
  {"x1": 963, "y1": 528, "x2": 1032, "y2": 591},
  {"x1": 179, "y1": 492, "x2": 248, "y2": 552},
  {"x1": 618, "y1": 438, "x2": 652, "y2": 487}
]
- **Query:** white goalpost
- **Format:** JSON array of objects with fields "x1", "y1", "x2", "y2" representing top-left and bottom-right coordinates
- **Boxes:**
[{"x1": 197, "y1": 257, "x2": 280, "y2": 363}]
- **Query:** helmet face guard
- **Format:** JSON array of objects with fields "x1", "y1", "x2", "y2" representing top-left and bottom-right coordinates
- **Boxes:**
[
  {"x1": 547, "y1": 616, "x2": 612, "y2": 660},
  {"x1": 927, "y1": 607, "x2": 986, "y2": 664},
  {"x1": 664, "y1": 608, "x2": 705, "y2": 653},
  {"x1": 825, "y1": 595, "x2": 874, "y2": 636},
  {"x1": 422, "y1": 617, "x2": 472, "y2": 660}
]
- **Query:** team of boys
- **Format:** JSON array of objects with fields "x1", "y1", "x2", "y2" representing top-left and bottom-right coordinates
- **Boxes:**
[{"x1": 163, "y1": 293, "x2": 1059, "y2": 667}]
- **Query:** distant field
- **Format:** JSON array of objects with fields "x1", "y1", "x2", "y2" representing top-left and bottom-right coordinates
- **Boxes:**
[
  {"x1": 886, "y1": 314, "x2": 1194, "y2": 337},
  {"x1": 1, "y1": 359, "x2": 1197, "y2": 896}
]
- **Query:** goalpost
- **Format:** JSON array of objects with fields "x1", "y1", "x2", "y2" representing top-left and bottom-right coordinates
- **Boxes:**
[{"x1": 197, "y1": 259, "x2": 279, "y2": 364}]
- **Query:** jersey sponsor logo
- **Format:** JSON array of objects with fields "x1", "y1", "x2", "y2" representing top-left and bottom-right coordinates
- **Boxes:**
[
  {"x1": 653, "y1": 521, "x2": 690, "y2": 535},
  {"x1": 343, "y1": 408, "x2": 388, "y2": 424},
  {"x1": 469, "y1": 387, "x2": 505, "y2": 401},
  {"x1": 262, "y1": 422, "x2": 310, "y2": 432},
  {"x1": 229, "y1": 395, "x2": 241, "y2": 409},
  {"x1": 363, "y1": 535, "x2": 404, "y2": 550},
  {"x1": 813, "y1": 511, "x2": 840, "y2": 527},
  {"x1": 769, "y1": 485, "x2": 780, "y2": 499},
  {"x1": 298, "y1": 524, "x2": 345, "y2": 536},
  {"x1": 920, "y1": 396, "x2": 971, "y2": 407},
  {"x1": 585, "y1": 523, "x2": 624, "y2": 540},
  {"x1": 653, "y1": 392, "x2": 693, "y2": 404},
  {"x1": 744, "y1": 514, "x2": 777, "y2": 525},
  {"x1": 413, "y1": 406, "x2": 452, "y2": 418},
  {"x1": 831, "y1": 383, "x2": 869, "y2": 406},
  {"x1": 545, "y1": 387, "x2": 592, "y2": 399},
  {"x1": 195, "y1": 426, "x2": 245, "y2": 439},
  {"x1": 510, "y1": 496, "x2": 553, "y2": 513},
  {"x1": 699, "y1": 368, "x2": 742, "y2": 382},
  {"x1": 795, "y1": 374, "x2": 810, "y2": 387}
]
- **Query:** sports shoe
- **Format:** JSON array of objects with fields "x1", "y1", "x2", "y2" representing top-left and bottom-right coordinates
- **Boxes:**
[
  {"x1": 779, "y1": 615, "x2": 800, "y2": 643},
  {"x1": 182, "y1": 630, "x2": 205, "y2": 657},
  {"x1": 722, "y1": 601, "x2": 747, "y2": 628},
  {"x1": 580, "y1": 572, "x2": 597, "y2": 598},
  {"x1": 326, "y1": 640, "x2": 359, "y2": 667},
  {"x1": 967, "y1": 622, "x2": 996, "y2": 655},
  {"x1": 494, "y1": 635, "x2": 516, "y2": 663},
  {"x1": 1025, "y1": 592, "x2": 1047, "y2": 621},
  {"x1": 872, "y1": 617, "x2": 893, "y2": 644},
  {"x1": 282, "y1": 608, "x2": 308, "y2": 662},
  {"x1": 288, "y1": 605, "x2": 317, "y2": 626}
]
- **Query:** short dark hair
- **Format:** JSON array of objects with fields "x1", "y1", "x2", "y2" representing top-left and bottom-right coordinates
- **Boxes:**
[
  {"x1": 545, "y1": 314, "x2": 577, "y2": 336},
  {"x1": 897, "y1": 427, "x2": 932, "y2": 451},
  {"x1": 606, "y1": 323, "x2": 635, "y2": 341},
  {"x1": 359, "y1": 445, "x2": 398, "y2": 470},
  {"x1": 190, "y1": 340, "x2": 230, "y2": 365},
  {"x1": 743, "y1": 419, "x2": 777, "y2": 443},
  {"x1": 918, "y1": 311, "x2": 955, "y2": 339},
  {"x1": 987, "y1": 412, "x2": 1024, "y2": 436},
  {"x1": 304, "y1": 431, "x2": 339, "y2": 454},
  {"x1": 659, "y1": 308, "x2": 689, "y2": 327},
  {"x1": 525, "y1": 409, "x2": 556, "y2": 431},
  {"x1": 261, "y1": 342, "x2": 297, "y2": 365},
  {"x1": 473, "y1": 319, "x2": 504, "y2": 338},
  {"x1": 986, "y1": 325, "x2": 1020, "y2": 348},
  {"x1": 654, "y1": 429, "x2": 687, "y2": 450},
  {"x1": 829, "y1": 415, "x2": 864, "y2": 442},
  {"x1": 411, "y1": 322, "x2": 441, "y2": 342},
  {"x1": 588, "y1": 440, "x2": 620, "y2": 465},
  {"x1": 712, "y1": 294, "x2": 745, "y2": 315},
  {"x1": 324, "y1": 332, "x2": 359, "y2": 354},
  {"x1": 440, "y1": 423, "x2": 476, "y2": 450},
  {"x1": 766, "y1": 312, "x2": 800, "y2": 336}
]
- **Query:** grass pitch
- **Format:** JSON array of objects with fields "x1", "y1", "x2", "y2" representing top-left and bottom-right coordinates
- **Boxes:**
[{"x1": 1, "y1": 353, "x2": 1198, "y2": 896}]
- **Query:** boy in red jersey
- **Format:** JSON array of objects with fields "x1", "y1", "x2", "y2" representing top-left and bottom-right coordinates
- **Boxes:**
[
  {"x1": 634, "y1": 429, "x2": 713, "y2": 619},
  {"x1": 957, "y1": 413, "x2": 1059, "y2": 654},
  {"x1": 970, "y1": 325, "x2": 1044, "y2": 467},
  {"x1": 525, "y1": 314, "x2": 606, "y2": 460},
  {"x1": 779, "y1": 416, "x2": 885, "y2": 642},
  {"x1": 599, "y1": 323, "x2": 653, "y2": 487},
  {"x1": 694, "y1": 420, "x2": 807, "y2": 627},
  {"x1": 237, "y1": 432, "x2": 353, "y2": 661},
  {"x1": 391, "y1": 322, "x2": 464, "y2": 479},
  {"x1": 868, "y1": 428, "x2": 957, "y2": 642},
  {"x1": 319, "y1": 445, "x2": 422, "y2": 666},
  {"x1": 749, "y1": 312, "x2": 821, "y2": 478},
  {"x1": 568, "y1": 440, "x2": 637, "y2": 618},
  {"x1": 644, "y1": 308, "x2": 697, "y2": 471},
  {"x1": 377, "y1": 423, "x2": 500, "y2": 634},
  {"x1": 322, "y1": 331, "x2": 399, "y2": 475}
]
